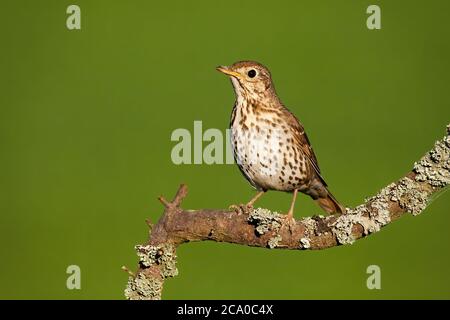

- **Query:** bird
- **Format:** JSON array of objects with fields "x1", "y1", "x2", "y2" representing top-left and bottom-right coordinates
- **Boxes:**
[{"x1": 217, "y1": 61, "x2": 346, "y2": 220}]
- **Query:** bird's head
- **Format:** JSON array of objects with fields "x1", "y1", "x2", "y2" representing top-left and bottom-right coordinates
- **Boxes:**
[{"x1": 216, "y1": 61, "x2": 275, "y2": 100}]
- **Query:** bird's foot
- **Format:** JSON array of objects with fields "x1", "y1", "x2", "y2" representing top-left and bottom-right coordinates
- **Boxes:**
[
  {"x1": 280, "y1": 212, "x2": 297, "y2": 233},
  {"x1": 229, "y1": 203, "x2": 253, "y2": 215}
]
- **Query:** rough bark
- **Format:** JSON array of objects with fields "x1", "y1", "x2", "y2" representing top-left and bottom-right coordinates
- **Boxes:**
[{"x1": 124, "y1": 125, "x2": 450, "y2": 300}]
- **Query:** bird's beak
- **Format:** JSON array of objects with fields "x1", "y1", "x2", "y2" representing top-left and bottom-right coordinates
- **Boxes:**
[{"x1": 216, "y1": 66, "x2": 241, "y2": 79}]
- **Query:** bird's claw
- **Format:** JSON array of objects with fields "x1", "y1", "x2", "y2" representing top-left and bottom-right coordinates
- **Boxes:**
[{"x1": 281, "y1": 214, "x2": 297, "y2": 233}]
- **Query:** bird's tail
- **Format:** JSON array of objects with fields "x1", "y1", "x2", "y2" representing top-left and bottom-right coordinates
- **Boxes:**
[{"x1": 316, "y1": 190, "x2": 346, "y2": 214}]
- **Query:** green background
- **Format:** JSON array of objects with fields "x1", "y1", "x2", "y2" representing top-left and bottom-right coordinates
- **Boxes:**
[{"x1": 1, "y1": 0, "x2": 449, "y2": 299}]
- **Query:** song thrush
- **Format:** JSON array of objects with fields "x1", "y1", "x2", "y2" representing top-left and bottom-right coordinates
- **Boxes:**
[{"x1": 217, "y1": 61, "x2": 346, "y2": 219}]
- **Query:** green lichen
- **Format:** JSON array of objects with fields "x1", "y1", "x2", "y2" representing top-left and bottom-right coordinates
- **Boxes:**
[
  {"x1": 297, "y1": 217, "x2": 318, "y2": 249},
  {"x1": 248, "y1": 208, "x2": 283, "y2": 248},
  {"x1": 248, "y1": 208, "x2": 282, "y2": 235},
  {"x1": 331, "y1": 197, "x2": 391, "y2": 245},
  {"x1": 135, "y1": 243, "x2": 178, "y2": 278},
  {"x1": 367, "y1": 189, "x2": 392, "y2": 231},
  {"x1": 268, "y1": 235, "x2": 282, "y2": 249},
  {"x1": 299, "y1": 237, "x2": 311, "y2": 249},
  {"x1": 125, "y1": 243, "x2": 179, "y2": 300},
  {"x1": 331, "y1": 207, "x2": 365, "y2": 245},
  {"x1": 390, "y1": 177, "x2": 429, "y2": 215},
  {"x1": 414, "y1": 132, "x2": 450, "y2": 188},
  {"x1": 124, "y1": 273, "x2": 163, "y2": 300},
  {"x1": 391, "y1": 128, "x2": 450, "y2": 215},
  {"x1": 301, "y1": 217, "x2": 318, "y2": 236}
]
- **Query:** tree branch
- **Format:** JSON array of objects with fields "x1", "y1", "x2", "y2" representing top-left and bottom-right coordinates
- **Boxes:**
[{"x1": 124, "y1": 125, "x2": 450, "y2": 300}]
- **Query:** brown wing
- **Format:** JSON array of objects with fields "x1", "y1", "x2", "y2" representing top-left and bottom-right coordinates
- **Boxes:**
[{"x1": 281, "y1": 108, "x2": 328, "y2": 186}]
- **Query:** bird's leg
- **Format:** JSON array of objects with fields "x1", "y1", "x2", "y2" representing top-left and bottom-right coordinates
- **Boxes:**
[
  {"x1": 229, "y1": 190, "x2": 266, "y2": 214},
  {"x1": 246, "y1": 190, "x2": 266, "y2": 207},
  {"x1": 286, "y1": 189, "x2": 298, "y2": 219}
]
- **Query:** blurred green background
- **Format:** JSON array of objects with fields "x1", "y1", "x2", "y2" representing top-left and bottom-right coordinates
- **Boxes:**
[{"x1": 1, "y1": 0, "x2": 449, "y2": 299}]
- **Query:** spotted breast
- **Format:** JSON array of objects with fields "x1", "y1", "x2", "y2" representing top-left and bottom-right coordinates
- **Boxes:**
[{"x1": 230, "y1": 100, "x2": 310, "y2": 193}]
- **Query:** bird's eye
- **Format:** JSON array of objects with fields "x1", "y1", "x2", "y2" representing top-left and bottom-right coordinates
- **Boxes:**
[{"x1": 247, "y1": 69, "x2": 257, "y2": 78}]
